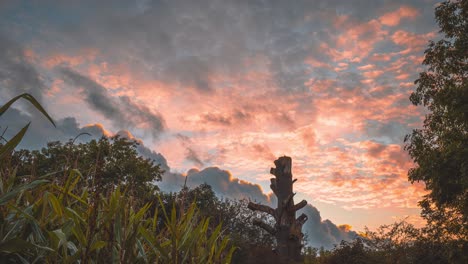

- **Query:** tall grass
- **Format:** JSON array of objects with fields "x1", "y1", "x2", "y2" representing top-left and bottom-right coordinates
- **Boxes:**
[{"x1": 0, "y1": 168, "x2": 236, "y2": 263}]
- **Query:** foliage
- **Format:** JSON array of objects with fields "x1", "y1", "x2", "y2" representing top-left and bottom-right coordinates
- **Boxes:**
[
  {"x1": 3, "y1": 136, "x2": 163, "y2": 201},
  {"x1": 0, "y1": 93, "x2": 55, "y2": 159},
  {"x1": 404, "y1": 0, "x2": 468, "y2": 240},
  {"x1": 0, "y1": 168, "x2": 236, "y2": 263},
  {"x1": 303, "y1": 220, "x2": 467, "y2": 264},
  {"x1": 157, "y1": 184, "x2": 275, "y2": 264},
  {"x1": 0, "y1": 94, "x2": 236, "y2": 263}
]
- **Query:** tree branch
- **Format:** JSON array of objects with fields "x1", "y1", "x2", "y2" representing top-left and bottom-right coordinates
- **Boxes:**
[
  {"x1": 291, "y1": 200, "x2": 307, "y2": 212},
  {"x1": 270, "y1": 178, "x2": 278, "y2": 196},
  {"x1": 296, "y1": 213, "x2": 308, "y2": 226},
  {"x1": 248, "y1": 202, "x2": 276, "y2": 217},
  {"x1": 270, "y1": 167, "x2": 277, "y2": 176},
  {"x1": 253, "y1": 219, "x2": 276, "y2": 235}
]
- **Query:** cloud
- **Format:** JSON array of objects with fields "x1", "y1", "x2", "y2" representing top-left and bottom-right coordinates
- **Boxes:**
[
  {"x1": 157, "y1": 166, "x2": 272, "y2": 206},
  {"x1": 251, "y1": 144, "x2": 276, "y2": 161},
  {"x1": 135, "y1": 138, "x2": 357, "y2": 248},
  {"x1": 202, "y1": 113, "x2": 233, "y2": 126},
  {"x1": 0, "y1": 33, "x2": 47, "y2": 104},
  {"x1": 59, "y1": 67, "x2": 165, "y2": 138},
  {"x1": 300, "y1": 204, "x2": 358, "y2": 249},
  {"x1": 0, "y1": 107, "x2": 107, "y2": 149},
  {"x1": 163, "y1": 56, "x2": 213, "y2": 92},
  {"x1": 113, "y1": 129, "x2": 170, "y2": 171},
  {"x1": 185, "y1": 147, "x2": 205, "y2": 168},
  {"x1": 379, "y1": 6, "x2": 419, "y2": 26},
  {"x1": 0, "y1": 0, "x2": 440, "y2": 236},
  {"x1": 154, "y1": 155, "x2": 357, "y2": 249},
  {"x1": 175, "y1": 133, "x2": 207, "y2": 167},
  {"x1": 391, "y1": 30, "x2": 436, "y2": 50},
  {"x1": 365, "y1": 120, "x2": 412, "y2": 144},
  {"x1": 0, "y1": 106, "x2": 358, "y2": 248}
]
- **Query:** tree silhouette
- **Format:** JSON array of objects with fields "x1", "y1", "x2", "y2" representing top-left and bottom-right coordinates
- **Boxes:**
[
  {"x1": 405, "y1": 0, "x2": 467, "y2": 239},
  {"x1": 248, "y1": 156, "x2": 308, "y2": 262}
]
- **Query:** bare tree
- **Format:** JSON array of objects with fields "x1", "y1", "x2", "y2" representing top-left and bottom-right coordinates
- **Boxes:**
[{"x1": 248, "y1": 156, "x2": 308, "y2": 262}]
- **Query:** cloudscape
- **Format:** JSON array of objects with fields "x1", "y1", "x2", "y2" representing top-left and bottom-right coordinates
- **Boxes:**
[{"x1": 0, "y1": 0, "x2": 443, "y2": 248}]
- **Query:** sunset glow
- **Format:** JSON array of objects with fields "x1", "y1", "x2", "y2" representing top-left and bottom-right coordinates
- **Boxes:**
[{"x1": 1, "y1": 0, "x2": 441, "y2": 233}]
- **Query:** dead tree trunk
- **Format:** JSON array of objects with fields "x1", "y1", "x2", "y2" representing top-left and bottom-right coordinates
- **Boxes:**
[{"x1": 248, "y1": 156, "x2": 308, "y2": 262}]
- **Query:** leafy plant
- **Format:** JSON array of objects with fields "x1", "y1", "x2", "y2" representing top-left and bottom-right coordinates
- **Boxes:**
[
  {"x1": 0, "y1": 93, "x2": 55, "y2": 159},
  {"x1": 1, "y1": 94, "x2": 236, "y2": 263}
]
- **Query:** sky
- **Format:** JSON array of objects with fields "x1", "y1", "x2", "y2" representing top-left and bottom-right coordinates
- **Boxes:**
[{"x1": 0, "y1": 0, "x2": 441, "y2": 248}]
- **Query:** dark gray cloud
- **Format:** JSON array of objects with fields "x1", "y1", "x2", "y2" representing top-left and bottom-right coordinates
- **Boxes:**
[
  {"x1": 300, "y1": 205, "x2": 358, "y2": 249},
  {"x1": 175, "y1": 133, "x2": 209, "y2": 167},
  {"x1": 115, "y1": 130, "x2": 170, "y2": 172},
  {"x1": 0, "y1": 105, "x2": 169, "y2": 172},
  {"x1": 0, "y1": 107, "x2": 104, "y2": 149},
  {"x1": 0, "y1": 33, "x2": 47, "y2": 104},
  {"x1": 202, "y1": 113, "x2": 233, "y2": 126},
  {"x1": 0, "y1": 0, "x2": 440, "y2": 102},
  {"x1": 0, "y1": 1, "x2": 385, "y2": 93},
  {"x1": 185, "y1": 147, "x2": 205, "y2": 168},
  {"x1": 158, "y1": 166, "x2": 271, "y2": 204},
  {"x1": 187, "y1": 167, "x2": 271, "y2": 203},
  {"x1": 163, "y1": 56, "x2": 213, "y2": 93},
  {"x1": 336, "y1": 72, "x2": 366, "y2": 92},
  {"x1": 201, "y1": 109, "x2": 253, "y2": 127},
  {"x1": 59, "y1": 67, "x2": 165, "y2": 138}
]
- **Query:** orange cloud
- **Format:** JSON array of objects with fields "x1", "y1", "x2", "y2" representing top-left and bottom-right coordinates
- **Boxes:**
[
  {"x1": 358, "y1": 64, "x2": 375, "y2": 71},
  {"x1": 328, "y1": 19, "x2": 388, "y2": 62},
  {"x1": 370, "y1": 53, "x2": 392, "y2": 62},
  {"x1": 391, "y1": 30, "x2": 436, "y2": 50},
  {"x1": 379, "y1": 6, "x2": 420, "y2": 26},
  {"x1": 363, "y1": 70, "x2": 384, "y2": 79},
  {"x1": 42, "y1": 49, "x2": 97, "y2": 69}
]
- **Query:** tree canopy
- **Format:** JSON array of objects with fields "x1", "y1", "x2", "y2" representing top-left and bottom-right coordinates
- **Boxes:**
[
  {"x1": 405, "y1": 0, "x2": 467, "y2": 239},
  {"x1": 2, "y1": 135, "x2": 164, "y2": 198}
]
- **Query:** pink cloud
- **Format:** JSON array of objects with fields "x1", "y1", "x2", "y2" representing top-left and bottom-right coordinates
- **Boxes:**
[
  {"x1": 391, "y1": 30, "x2": 436, "y2": 50},
  {"x1": 328, "y1": 19, "x2": 387, "y2": 62},
  {"x1": 358, "y1": 64, "x2": 375, "y2": 71},
  {"x1": 41, "y1": 45, "x2": 428, "y2": 228},
  {"x1": 395, "y1": 73, "x2": 411, "y2": 80},
  {"x1": 42, "y1": 49, "x2": 97, "y2": 69},
  {"x1": 363, "y1": 70, "x2": 384, "y2": 79},
  {"x1": 379, "y1": 6, "x2": 420, "y2": 26},
  {"x1": 370, "y1": 53, "x2": 392, "y2": 62},
  {"x1": 305, "y1": 57, "x2": 332, "y2": 70}
]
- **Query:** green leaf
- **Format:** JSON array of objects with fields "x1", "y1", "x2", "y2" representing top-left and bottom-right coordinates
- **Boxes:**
[
  {"x1": 0, "y1": 179, "x2": 49, "y2": 205},
  {"x1": 90, "y1": 240, "x2": 107, "y2": 251},
  {"x1": 72, "y1": 226, "x2": 87, "y2": 246},
  {"x1": 0, "y1": 238, "x2": 35, "y2": 254},
  {"x1": 52, "y1": 229, "x2": 67, "y2": 248},
  {"x1": 0, "y1": 123, "x2": 30, "y2": 159},
  {"x1": 52, "y1": 185, "x2": 87, "y2": 205},
  {"x1": 0, "y1": 93, "x2": 55, "y2": 127},
  {"x1": 47, "y1": 192, "x2": 64, "y2": 217}
]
